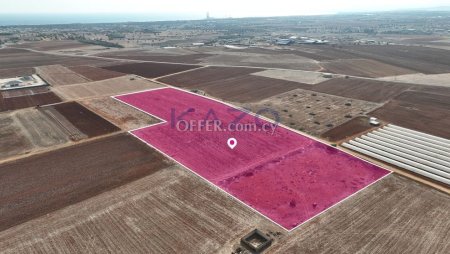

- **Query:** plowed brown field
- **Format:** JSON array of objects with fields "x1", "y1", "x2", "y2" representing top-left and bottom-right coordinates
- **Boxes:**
[{"x1": 0, "y1": 133, "x2": 173, "y2": 231}]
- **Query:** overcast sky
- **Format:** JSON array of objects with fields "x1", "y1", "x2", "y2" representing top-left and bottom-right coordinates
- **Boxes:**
[{"x1": 0, "y1": 0, "x2": 449, "y2": 17}]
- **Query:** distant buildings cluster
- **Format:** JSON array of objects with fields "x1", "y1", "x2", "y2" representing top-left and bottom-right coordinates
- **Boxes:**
[{"x1": 276, "y1": 36, "x2": 329, "y2": 45}]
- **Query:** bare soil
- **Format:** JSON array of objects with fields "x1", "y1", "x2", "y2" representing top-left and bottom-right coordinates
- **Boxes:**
[
  {"x1": 378, "y1": 73, "x2": 450, "y2": 87},
  {"x1": 81, "y1": 97, "x2": 160, "y2": 130},
  {"x1": 250, "y1": 69, "x2": 329, "y2": 85},
  {"x1": 321, "y1": 58, "x2": 415, "y2": 78},
  {"x1": 321, "y1": 116, "x2": 377, "y2": 142},
  {"x1": 53, "y1": 75, "x2": 163, "y2": 100},
  {"x1": 14, "y1": 40, "x2": 91, "y2": 51},
  {"x1": 200, "y1": 53, "x2": 320, "y2": 71},
  {"x1": 0, "y1": 67, "x2": 34, "y2": 78},
  {"x1": 0, "y1": 165, "x2": 280, "y2": 253},
  {"x1": 159, "y1": 67, "x2": 310, "y2": 103},
  {"x1": 0, "y1": 113, "x2": 33, "y2": 161},
  {"x1": 51, "y1": 102, "x2": 120, "y2": 138},
  {"x1": 35, "y1": 65, "x2": 91, "y2": 86},
  {"x1": 97, "y1": 50, "x2": 210, "y2": 64},
  {"x1": 290, "y1": 45, "x2": 362, "y2": 60},
  {"x1": 0, "y1": 86, "x2": 52, "y2": 99},
  {"x1": 0, "y1": 92, "x2": 62, "y2": 112},
  {"x1": 242, "y1": 89, "x2": 380, "y2": 136},
  {"x1": 370, "y1": 91, "x2": 450, "y2": 139},
  {"x1": 101, "y1": 62, "x2": 201, "y2": 78},
  {"x1": 0, "y1": 133, "x2": 173, "y2": 232},
  {"x1": 0, "y1": 48, "x2": 115, "y2": 70},
  {"x1": 0, "y1": 172, "x2": 447, "y2": 253},
  {"x1": 270, "y1": 174, "x2": 450, "y2": 253},
  {"x1": 158, "y1": 66, "x2": 262, "y2": 86},
  {"x1": 342, "y1": 45, "x2": 450, "y2": 74},
  {"x1": 0, "y1": 110, "x2": 73, "y2": 162},
  {"x1": 68, "y1": 65, "x2": 126, "y2": 81},
  {"x1": 311, "y1": 77, "x2": 413, "y2": 103}
]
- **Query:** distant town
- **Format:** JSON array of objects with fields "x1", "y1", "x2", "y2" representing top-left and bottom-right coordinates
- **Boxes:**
[{"x1": 1, "y1": 11, "x2": 450, "y2": 50}]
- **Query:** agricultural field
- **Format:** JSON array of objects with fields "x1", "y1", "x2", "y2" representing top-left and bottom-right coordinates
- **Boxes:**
[
  {"x1": 0, "y1": 133, "x2": 172, "y2": 231},
  {"x1": 342, "y1": 45, "x2": 450, "y2": 74},
  {"x1": 0, "y1": 101, "x2": 120, "y2": 161},
  {"x1": 370, "y1": 91, "x2": 450, "y2": 139},
  {"x1": 35, "y1": 65, "x2": 90, "y2": 86},
  {"x1": 14, "y1": 40, "x2": 91, "y2": 51},
  {"x1": 290, "y1": 45, "x2": 362, "y2": 61},
  {"x1": 0, "y1": 48, "x2": 114, "y2": 70},
  {"x1": 1, "y1": 86, "x2": 51, "y2": 98},
  {"x1": 101, "y1": 62, "x2": 201, "y2": 78},
  {"x1": 68, "y1": 65, "x2": 126, "y2": 81},
  {"x1": 311, "y1": 77, "x2": 413, "y2": 103},
  {"x1": 158, "y1": 66, "x2": 262, "y2": 86},
  {"x1": 97, "y1": 49, "x2": 210, "y2": 64},
  {"x1": 379, "y1": 73, "x2": 450, "y2": 87},
  {"x1": 159, "y1": 67, "x2": 310, "y2": 103},
  {"x1": 250, "y1": 69, "x2": 330, "y2": 84},
  {"x1": 0, "y1": 170, "x2": 447, "y2": 253},
  {"x1": 410, "y1": 84, "x2": 450, "y2": 97},
  {"x1": 0, "y1": 67, "x2": 34, "y2": 79},
  {"x1": 53, "y1": 75, "x2": 164, "y2": 100},
  {"x1": 99, "y1": 47, "x2": 321, "y2": 71},
  {"x1": 115, "y1": 88, "x2": 389, "y2": 230},
  {"x1": 321, "y1": 58, "x2": 415, "y2": 78},
  {"x1": 321, "y1": 116, "x2": 378, "y2": 142},
  {"x1": 49, "y1": 102, "x2": 120, "y2": 138},
  {"x1": 0, "y1": 90, "x2": 62, "y2": 112},
  {"x1": 186, "y1": 75, "x2": 307, "y2": 103},
  {"x1": 0, "y1": 165, "x2": 281, "y2": 253},
  {"x1": 0, "y1": 108, "x2": 71, "y2": 161},
  {"x1": 291, "y1": 44, "x2": 450, "y2": 75},
  {"x1": 270, "y1": 174, "x2": 450, "y2": 253},
  {"x1": 200, "y1": 52, "x2": 320, "y2": 71},
  {"x1": 242, "y1": 89, "x2": 380, "y2": 136},
  {"x1": 81, "y1": 97, "x2": 161, "y2": 130}
]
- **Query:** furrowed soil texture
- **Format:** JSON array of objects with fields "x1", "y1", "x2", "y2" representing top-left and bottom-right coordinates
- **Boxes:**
[
  {"x1": 0, "y1": 166, "x2": 280, "y2": 253},
  {"x1": 311, "y1": 77, "x2": 413, "y2": 103},
  {"x1": 0, "y1": 108, "x2": 71, "y2": 161},
  {"x1": 321, "y1": 116, "x2": 378, "y2": 142},
  {"x1": 0, "y1": 48, "x2": 114, "y2": 70},
  {"x1": 370, "y1": 91, "x2": 450, "y2": 139},
  {"x1": 82, "y1": 97, "x2": 161, "y2": 130},
  {"x1": 53, "y1": 75, "x2": 164, "y2": 100},
  {"x1": 0, "y1": 133, "x2": 173, "y2": 231},
  {"x1": 159, "y1": 67, "x2": 309, "y2": 103},
  {"x1": 35, "y1": 65, "x2": 90, "y2": 86},
  {"x1": 0, "y1": 91, "x2": 62, "y2": 112},
  {"x1": 115, "y1": 88, "x2": 390, "y2": 230},
  {"x1": 101, "y1": 62, "x2": 201, "y2": 78},
  {"x1": 51, "y1": 102, "x2": 120, "y2": 138},
  {"x1": 68, "y1": 65, "x2": 126, "y2": 81}
]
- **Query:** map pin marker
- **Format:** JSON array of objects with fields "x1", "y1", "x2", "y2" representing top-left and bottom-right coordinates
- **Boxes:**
[{"x1": 227, "y1": 138, "x2": 237, "y2": 150}]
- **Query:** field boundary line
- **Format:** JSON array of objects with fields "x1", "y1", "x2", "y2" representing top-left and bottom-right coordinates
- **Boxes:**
[{"x1": 113, "y1": 87, "x2": 392, "y2": 232}]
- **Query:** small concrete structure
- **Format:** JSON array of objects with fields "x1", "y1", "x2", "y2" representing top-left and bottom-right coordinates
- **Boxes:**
[{"x1": 240, "y1": 229, "x2": 273, "y2": 253}]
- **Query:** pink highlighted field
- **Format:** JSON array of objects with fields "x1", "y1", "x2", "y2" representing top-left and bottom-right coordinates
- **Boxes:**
[{"x1": 115, "y1": 88, "x2": 389, "y2": 230}]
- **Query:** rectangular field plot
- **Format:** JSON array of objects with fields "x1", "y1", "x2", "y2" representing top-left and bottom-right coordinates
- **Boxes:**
[
  {"x1": 0, "y1": 91, "x2": 62, "y2": 112},
  {"x1": 0, "y1": 133, "x2": 172, "y2": 231},
  {"x1": 115, "y1": 88, "x2": 390, "y2": 230},
  {"x1": 54, "y1": 75, "x2": 163, "y2": 100}
]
